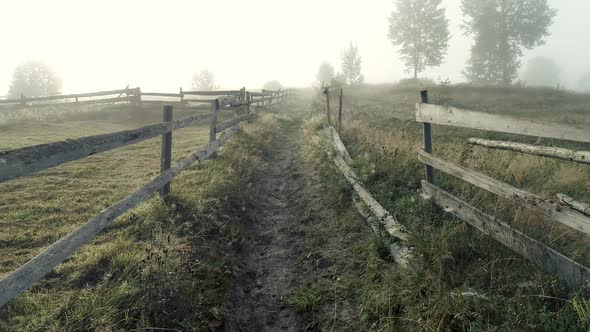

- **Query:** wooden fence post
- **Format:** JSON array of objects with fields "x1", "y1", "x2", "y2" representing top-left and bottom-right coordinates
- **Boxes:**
[
  {"x1": 20, "y1": 94, "x2": 26, "y2": 107},
  {"x1": 160, "y1": 105, "x2": 173, "y2": 198},
  {"x1": 338, "y1": 88, "x2": 343, "y2": 131},
  {"x1": 179, "y1": 87, "x2": 184, "y2": 103},
  {"x1": 136, "y1": 87, "x2": 142, "y2": 106},
  {"x1": 210, "y1": 99, "x2": 220, "y2": 142},
  {"x1": 246, "y1": 91, "x2": 251, "y2": 114},
  {"x1": 421, "y1": 90, "x2": 434, "y2": 184},
  {"x1": 324, "y1": 88, "x2": 331, "y2": 126}
]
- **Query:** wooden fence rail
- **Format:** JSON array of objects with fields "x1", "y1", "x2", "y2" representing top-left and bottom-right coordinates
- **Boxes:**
[
  {"x1": 0, "y1": 113, "x2": 211, "y2": 183},
  {"x1": 0, "y1": 86, "x2": 297, "y2": 109},
  {"x1": 467, "y1": 138, "x2": 590, "y2": 165},
  {"x1": 415, "y1": 90, "x2": 590, "y2": 289},
  {"x1": 0, "y1": 88, "x2": 135, "y2": 104},
  {"x1": 0, "y1": 88, "x2": 295, "y2": 307}
]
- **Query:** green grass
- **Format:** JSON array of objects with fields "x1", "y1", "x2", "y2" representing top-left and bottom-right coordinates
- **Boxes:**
[
  {"x1": 287, "y1": 86, "x2": 590, "y2": 330},
  {"x1": 0, "y1": 105, "x2": 279, "y2": 330}
]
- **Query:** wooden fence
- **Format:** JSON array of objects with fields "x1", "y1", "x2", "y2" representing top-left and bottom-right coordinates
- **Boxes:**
[
  {"x1": 416, "y1": 90, "x2": 590, "y2": 289},
  {"x1": 320, "y1": 87, "x2": 412, "y2": 265},
  {"x1": 0, "y1": 88, "x2": 295, "y2": 307},
  {"x1": 322, "y1": 87, "x2": 344, "y2": 130},
  {"x1": 0, "y1": 86, "x2": 294, "y2": 110},
  {"x1": 321, "y1": 86, "x2": 590, "y2": 289}
]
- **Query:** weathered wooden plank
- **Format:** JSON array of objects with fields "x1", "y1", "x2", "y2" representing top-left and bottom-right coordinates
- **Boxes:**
[
  {"x1": 333, "y1": 154, "x2": 409, "y2": 241},
  {"x1": 251, "y1": 96, "x2": 276, "y2": 104},
  {"x1": 418, "y1": 151, "x2": 590, "y2": 236},
  {"x1": 352, "y1": 195, "x2": 411, "y2": 266},
  {"x1": 30, "y1": 96, "x2": 134, "y2": 107},
  {"x1": 558, "y1": 194, "x2": 590, "y2": 216},
  {"x1": 416, "y1": 103, "x2": 590, "y2": 144},
  {"x1": 0, "y1": 88, "x2": 133, "y2": 104},
  {"x1": 0, "y1": 124, "x2": 242, "y2": 307},
  {"x1": 209, "y1": 100, "x2": 219, "y2": 142},
  {"x1": 0, "y1": 114, "x2": 210, "y2": 183},
  {"x1": 184, "y1": 99, "x2": 217, "y2": 104},
  {"x1": 420, "y1": 91, "x2": 434, "y2": 183},
  {"x1": 468, "y1": 138, "x2": 590, "y2": 165},
  {"x1": 141, "y1": 92, "x2": 182, "y2": 98},
  {"x1": 182, "y1": 90, "x2": 241, "y2": 96},
  {"x1": 422, "y1": 181, "x2": 590, "y2": 289},
  {"x1": 327, "y1": 126, "x2": 352, "y2": 163},
  {"x1": 216, "y1": 114, "x2": 254, "y2": 132},
  {"x1": 160, "y1": 106, "x2": 173, "y2": 198}
]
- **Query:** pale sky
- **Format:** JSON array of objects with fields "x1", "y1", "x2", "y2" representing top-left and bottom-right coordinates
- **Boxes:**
[{"x1": 1, "y1": 0, "x2": 589, "y2": 94}]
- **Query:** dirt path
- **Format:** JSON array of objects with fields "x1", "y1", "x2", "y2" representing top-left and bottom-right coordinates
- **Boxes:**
[{"x1": 225, "y1": 119, "x2": 309, "y2": 331}]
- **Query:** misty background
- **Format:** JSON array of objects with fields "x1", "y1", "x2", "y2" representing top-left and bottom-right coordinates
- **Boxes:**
[{"x1": 1, "y1": 0, "x2": 589, "y2": 94}]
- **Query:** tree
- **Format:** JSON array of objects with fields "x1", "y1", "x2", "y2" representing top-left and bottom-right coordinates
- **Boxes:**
[
  {"x1": 341, "y1": 43, "x2": 364, "y2": 85},
  {"x1": 521, "y1": 56, "x2": 560, "y2": 87},
  {"x1": 462, "y1": 0, "x2": 556, "y2": 85},
  {"x1": 388, "y1": 0, "x2": 450, "y2": 80},
  {"x1": 316, "y1": 62, "x2": 335, "y2": 87},
  {"x1": 8, "y1": 61, "x2": 62, "y2": 98},
  {"x1": 191, "y1": 70, "x2": 218, "y2": 91},
  {"x1": 263, "y1": 80, "x2": 283, "y2": 90}
]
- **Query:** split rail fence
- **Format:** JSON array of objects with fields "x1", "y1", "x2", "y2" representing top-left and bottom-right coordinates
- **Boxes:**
[
  {"x1": 322, "y1": 86, "x2": 590, "y2": 290},
  {"x1": 0, "y1": 87, "x2": 296, "y2": 306},
  {"x1": 0, "y1": 86, "x2": 290, "y2": 110},
  {"x1": 416, "y1": 90, "x2": 590, "y2": 289}
]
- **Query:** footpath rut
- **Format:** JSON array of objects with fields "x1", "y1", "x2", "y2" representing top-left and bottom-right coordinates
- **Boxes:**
[{"x1": 226, "y1": 119, "x2": 309, "y2": 331}]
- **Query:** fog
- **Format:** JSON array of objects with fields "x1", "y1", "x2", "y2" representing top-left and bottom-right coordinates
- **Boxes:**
[{"x1": 1, "y1": 0, "x2": 590, "y2": 94}]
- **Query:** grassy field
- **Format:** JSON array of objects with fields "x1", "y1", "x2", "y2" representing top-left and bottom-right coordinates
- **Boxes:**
[
  {"x1": 1, "y1": 89, "x2": 589, "y2": 330},
  {"x1": 287, "y1": 85, "x2": 590, "y2": 330},
  {"x1": 0, "y1": 104, "x2": 271, "y2": 330}
]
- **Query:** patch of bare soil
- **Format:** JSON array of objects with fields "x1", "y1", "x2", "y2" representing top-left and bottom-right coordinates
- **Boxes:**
[{"x1": 225, "y1": 120, "x2": 310, "y2": 331}]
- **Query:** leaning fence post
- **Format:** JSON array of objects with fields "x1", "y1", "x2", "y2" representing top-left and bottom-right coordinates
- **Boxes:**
[
  {"x1": 160, "y1": 105, "x2": 173, "y2": 198},
  {"x1": 338, "y1": 88, "x2": 343, "y2": 131},
  {"x1": 209, "y1": 99, "x2": 220, "y2": 142},
  {"x1": 420, "y1": 90, "x2": 434, "y2": 184},
  {"x1": 324, "y1": 88, "x2": 331, "y2": 126}
]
